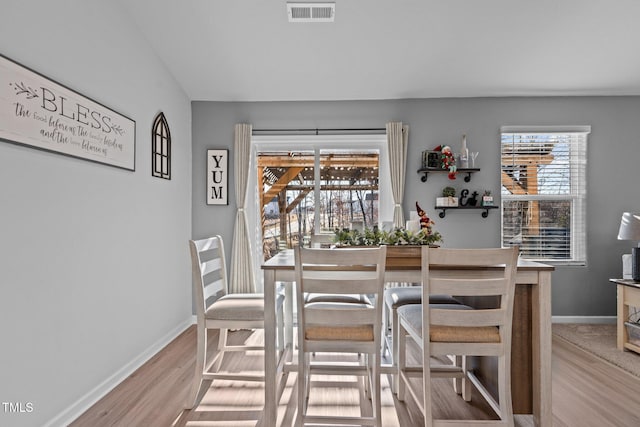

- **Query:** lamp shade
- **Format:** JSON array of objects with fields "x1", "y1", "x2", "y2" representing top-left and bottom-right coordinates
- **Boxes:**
[{"x1": 618, "y1": 212, "x2": 640, "y2": 241}]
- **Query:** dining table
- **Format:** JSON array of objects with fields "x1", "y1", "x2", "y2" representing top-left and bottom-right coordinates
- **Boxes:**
[{"x1": 261, "y1": 247, "x2": 554, "y2": 427}]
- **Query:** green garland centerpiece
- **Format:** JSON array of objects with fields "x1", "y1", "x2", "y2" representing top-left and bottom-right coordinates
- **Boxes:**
[{"x1": 333, "y1": 226, "x2": 442, "y2": 247}]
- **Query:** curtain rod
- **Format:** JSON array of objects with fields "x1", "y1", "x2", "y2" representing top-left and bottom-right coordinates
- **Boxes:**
[{"x1": 252, "y1": 127, "x2": 386, "y2": 135}]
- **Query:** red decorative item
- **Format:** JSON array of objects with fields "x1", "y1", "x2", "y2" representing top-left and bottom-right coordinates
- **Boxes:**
[
  {"x1": 415, "y1": 201, "x2": 435, "y2": 234},
  {"x1": 437, "y1": 145, "x2": 457, "y2": 179}
]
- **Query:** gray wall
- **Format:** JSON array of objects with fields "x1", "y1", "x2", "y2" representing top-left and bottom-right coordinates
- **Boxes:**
[
  {"x1": 0, "y1": 2, "x2": 192, "y2": 426},
  {"x1": 192, "y1": 97, "x2": 640, "y2": 318},
  {"x1": 1, "y1": 2, "x2": 634, "y2": 423}
]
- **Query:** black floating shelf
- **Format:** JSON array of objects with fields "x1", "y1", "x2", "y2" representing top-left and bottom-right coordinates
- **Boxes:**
[
  {"x1": 434, "y1": 205, "x2": 499, "y2": 218},
  {"x1": 417, "y1": 167, "x2": 480, "y2": 183}
]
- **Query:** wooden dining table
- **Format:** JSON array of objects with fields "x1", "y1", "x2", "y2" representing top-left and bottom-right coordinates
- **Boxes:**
[{"x1": 261, "y1": 247, "x2": 554, "y2": 426}]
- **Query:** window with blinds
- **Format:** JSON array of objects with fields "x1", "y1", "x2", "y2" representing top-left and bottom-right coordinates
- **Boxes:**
[{"x1": 500, "y1": 126, "x2": 589, "y2": 264}]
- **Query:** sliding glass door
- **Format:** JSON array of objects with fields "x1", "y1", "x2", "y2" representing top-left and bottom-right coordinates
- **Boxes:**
[
  {"x1": 258, "y1": 149, "x2": 380, "y2": 259},
  {"x1": 249, "y1": 134, "x2": 391, "y2": 290}
]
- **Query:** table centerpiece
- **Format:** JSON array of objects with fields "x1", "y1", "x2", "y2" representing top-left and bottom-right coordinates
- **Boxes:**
[{"x1": 332, "y1": 210, "x2": 442, "y2": 268}]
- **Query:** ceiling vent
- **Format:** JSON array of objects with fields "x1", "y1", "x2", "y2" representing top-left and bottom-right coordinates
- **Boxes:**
[{"x1": 287, "y1": 2, "x2": 335, "y2": 23}]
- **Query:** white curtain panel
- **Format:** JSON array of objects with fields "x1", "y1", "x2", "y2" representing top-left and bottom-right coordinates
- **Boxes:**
[
  {"x1": 230, "y1": 123, "x2": 256, "y2": 293},
  {"x1": 386, "y1": 122, "x2": 409, "y2": 228}
]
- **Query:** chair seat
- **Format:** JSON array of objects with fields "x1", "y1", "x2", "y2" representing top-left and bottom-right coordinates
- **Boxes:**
[
  {"x1": 306, "y1": 293, "x2": 371, "y2": 304},
  {"x1": 304, "y1": 301, "x2": 376, "y2": 341},
  {"x1": 384, "y1": 286, "x2": 460, "y2": 308},
  {"x1": 306, "y1": 324, "x2": 374, "y2": 341},
  {"x1": 306, "y1": 301, "x2": 373, "y2": 309},
  {"x1": 206, "y1": 293, "x2": 284, "y2": 321},
  {"x1": 397, "y1": 304, "x2": 500, "y2": 343}
]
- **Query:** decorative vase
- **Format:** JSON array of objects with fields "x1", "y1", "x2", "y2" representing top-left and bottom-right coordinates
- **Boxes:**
[{"x1": 460, "y1": 134, "x2": 469, "y2": 169}]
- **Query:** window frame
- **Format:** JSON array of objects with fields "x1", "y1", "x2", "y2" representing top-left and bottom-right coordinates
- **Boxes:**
[
  {"x1": 151, "y1": 112, "x2": 171, "y2": 180},
  {"x1": 500, "y1": 125, "x2": 590, "y2": 265},
  {"x1": 249, "y1": 134, "x2": 392, "y2": 290}
]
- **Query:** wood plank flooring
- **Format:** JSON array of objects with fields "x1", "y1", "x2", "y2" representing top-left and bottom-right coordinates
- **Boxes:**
[{"x1": 70, "y1": 325, "x2": 640, "y2": 427}]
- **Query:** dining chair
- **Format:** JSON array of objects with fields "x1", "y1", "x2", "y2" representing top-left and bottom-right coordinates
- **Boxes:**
[
  {"x1": 186, "y1": 235, "x2": 284, "y2": 409},
  {"x1": 294, "y1": 245, "x2": 387, "y2": 427},
  {"x1": 397, "y1": 246, "x2": 519, "y2": 427},
  {"x1": 382, "y1": 285, "x2": 461, "y2": 394}
]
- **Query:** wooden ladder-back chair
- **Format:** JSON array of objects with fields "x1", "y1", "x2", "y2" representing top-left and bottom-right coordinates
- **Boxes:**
[
  {"x1": 382, "y1": 285, "x2": 461, "y2": 394},
  {"x1": 186, "y1": 235, "x2": 284, "y2": 409},
  {"x1": 397, "y1": 246, "x2": 519, "y2": 427},
  {"x1": 294, "y1": 245, "x2": 387, "y2": 427}
]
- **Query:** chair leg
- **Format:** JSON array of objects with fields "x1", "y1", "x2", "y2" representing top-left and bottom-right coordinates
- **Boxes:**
[
  {"x1": 451, "y1": 355, "x2": 462, "y2": 395},
  {"x1": 390, "y1": 307, "x2": 399, "y2": 394},
  {"x1": 296, "y1": 344, "x2": 306, "y2": 427},
  {"x1": 372, "y1": 351, "x2": 381, "y2": 427},
  {"x1": 277, "y1": 303, "x2": 285, "y2": 354},
  {"x1": 364, "y1": 353, "x2": 371, "y2": 399},
  {"x1": 397, "y1": 322, "x2": 407, "y2": 402},
  {"x1": 449, "y1": 354, "x2": 472, "y2": 400},
  {"x1": 498, "y1": 354, "x2": 515, "y2": 427},
  {"x1": 422, "y1": 341, "x2": 433, "y2": 427},
  {"x1": 382, "y1": 300, "x2": 391, "y2": 358},
  {"x1": 186, "y1": 324, "x2": 207, "y2": 409},
  {"x1": 212, "y1": 328, "x2": 227, "y2": 372},
  {"x1": 461, "y1": 355, "x2": 472, "y2": 402},
  {"x1": 305, "y1": 353, "x2": 311, "y2": 403}
]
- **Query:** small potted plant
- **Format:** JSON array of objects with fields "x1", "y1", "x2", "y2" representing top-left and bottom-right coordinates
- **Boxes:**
[
  {"x1": 437, "y1": 186, "x2": 458, "y2": 207},
  {"x1": 482, "y1": 190, "x2": 494, "y2": 206}
]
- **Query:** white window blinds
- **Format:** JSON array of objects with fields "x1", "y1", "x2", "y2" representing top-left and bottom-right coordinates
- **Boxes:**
[{"x1": 500, "y1": 126, "x2": 589, "y2": 264}]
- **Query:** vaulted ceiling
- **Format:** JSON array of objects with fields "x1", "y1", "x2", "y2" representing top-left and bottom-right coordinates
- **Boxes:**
[{"x1": 118, "y1": 0, "x2": 640, "y2": 102}]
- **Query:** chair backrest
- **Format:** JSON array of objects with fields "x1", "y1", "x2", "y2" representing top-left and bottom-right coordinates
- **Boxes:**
[
  {"x1": 189, "y1": 236, "x2": 229, "y2": 322},
  {"x1": 422, "y1": 246, "x2": 519, "y2": 351},
  {"x1": 294, "y1": 245, "x2": 387, "y2": 349}
]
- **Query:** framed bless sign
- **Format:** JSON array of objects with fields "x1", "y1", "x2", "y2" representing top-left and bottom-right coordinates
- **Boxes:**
[
  {"x1": 0, "y1": 54, "x2": 136, "y2": 170},
  {"x1": 207, "y1": 149, "x2": 228, "y2": 205}
]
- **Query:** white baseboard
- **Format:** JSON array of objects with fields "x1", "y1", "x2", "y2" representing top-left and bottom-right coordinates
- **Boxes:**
[
  {"x1": 45, "y1": 317, "x2": 195, "y2": 427},
  {"x1": 552, "y1": 316, "x2": 616, "y2": 324}
]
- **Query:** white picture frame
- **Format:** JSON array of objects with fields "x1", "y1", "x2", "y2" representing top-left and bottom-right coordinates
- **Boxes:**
[
  {"x1": 207, "y1": 149, "x2": 228, "y2": 205},
  {"x1": 0, "y1": 54, "x2": 136, "y2": 170}
]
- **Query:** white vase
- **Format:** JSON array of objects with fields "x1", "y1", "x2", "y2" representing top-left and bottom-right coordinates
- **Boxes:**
[{"x1": 459, "y1": 134, "x2": 469, "y2": 168}]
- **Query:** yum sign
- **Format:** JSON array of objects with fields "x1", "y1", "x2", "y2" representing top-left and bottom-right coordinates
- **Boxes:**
[{"x1": 207, "y1": 149, "x2": 228, "y2": 205}]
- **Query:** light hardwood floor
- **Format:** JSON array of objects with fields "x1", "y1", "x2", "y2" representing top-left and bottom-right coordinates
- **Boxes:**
[{"x1": 70, "y1": 326, "x2": 640, "y2": 427}]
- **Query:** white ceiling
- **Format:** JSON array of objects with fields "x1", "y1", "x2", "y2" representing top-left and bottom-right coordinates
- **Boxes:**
[{"x1": 118, "y1": 0, "x2": 640, "y2": 102}]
